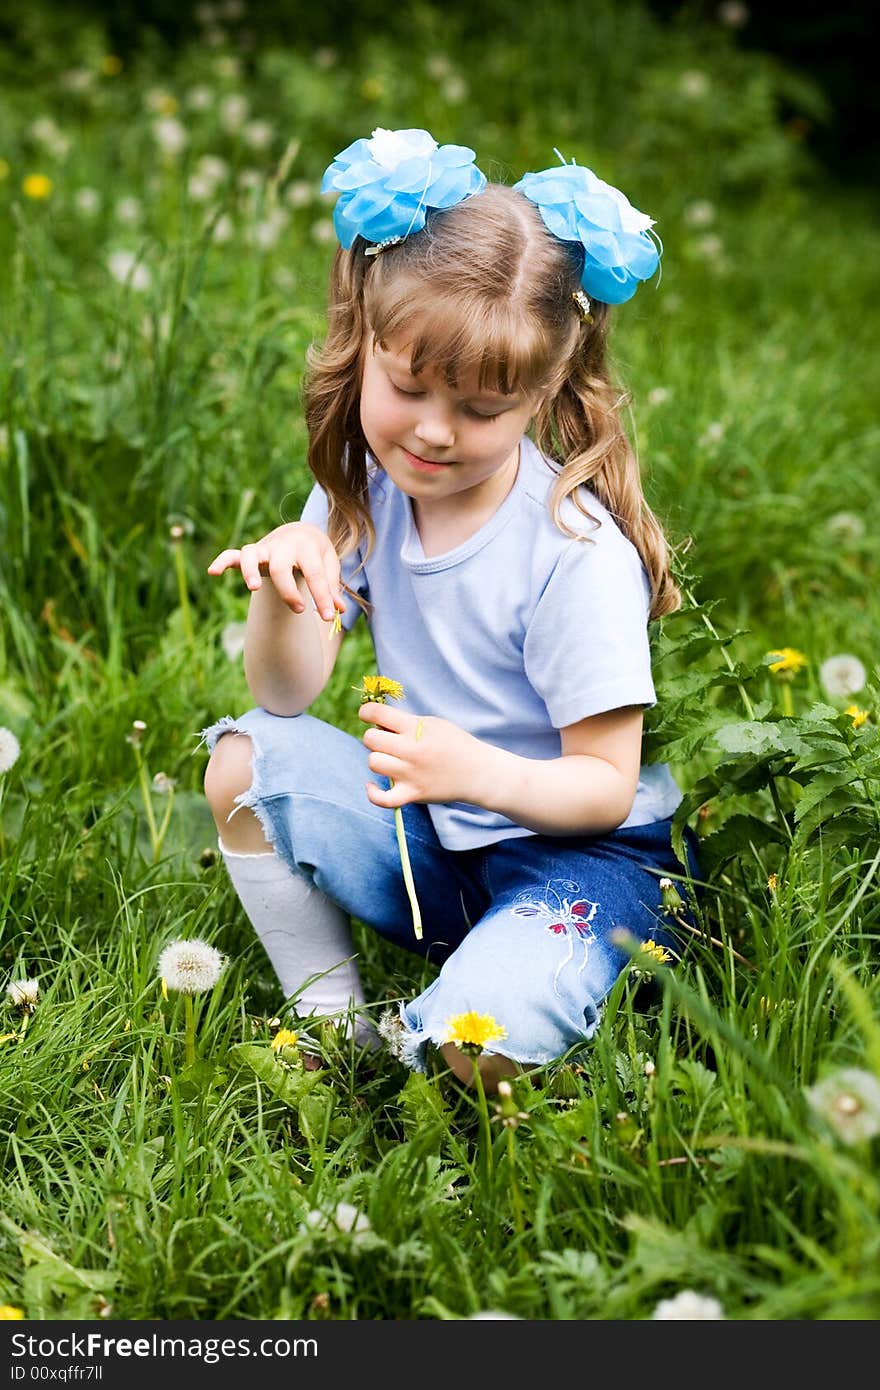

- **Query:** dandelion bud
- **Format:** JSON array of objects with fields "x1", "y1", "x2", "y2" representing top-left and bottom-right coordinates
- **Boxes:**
[
  {"x1": 659, "y1": 877, "x2": 685, "y2": 914},
  {"x1": 126, "y1": 719, "x2": 147, "y2": 747}
]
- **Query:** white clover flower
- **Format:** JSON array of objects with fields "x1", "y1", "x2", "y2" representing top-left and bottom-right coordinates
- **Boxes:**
[
  {"x1": 0, "y1": 728, "x2": 21, "y2": 774},
  {"x1": 186, "y1": 85, "x2": 214, "y2": 111},
  {"x1": 7, "y1": 978, "x2": 39, "y2": 1011},
  {"x1": 806, "y1": 1067, "x2": 880, "y2": 1145},
  {"x1": 301, "y1": 1202, "x2": 370, "y2": 1237},
  {"x1": 153, "y1": 117, "x2": 187, "y2": 155},
  {"x1": 652, "y1": 1290, "x2": 725, "y2": 1319},
  {"x1": 819, "y1": 654, "x2": 867, "y2": 700},
  {"x1": 648, "y1": 387, "x2": 670, "y2": 406},
  {"x1": 220, "y1": 93, "x2": 249, "y2": 132},
  {"x1": 115, "y1": 196, "x2": 141, "y2": 224},
  {"x1": 684, "y1": 199, "x2": 715, "y2": 227},
  {"x1": 74, "y1": 187, "x2": 100, "y2": 215},
  {"x1": 825, "y1": 511, "x2": 865, "y2": 542},
  {"x1": 243, "y1": 119, "x2": 273, "y2": 150},
  {"x1": 284, "y1": 179, "x2": 313, "y2": 209},
  {"x1": 108, "y1": 251, "x2": 151, "y2": 292},
  {"x1": 221, "y1": 621, "x2": 246, "y2": 662},
  {"x1": 158, "y1": 938, "x2": 226, "y2": 995}
]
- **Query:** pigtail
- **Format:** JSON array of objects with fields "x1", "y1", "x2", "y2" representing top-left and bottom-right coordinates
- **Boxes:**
[
  {"x1": 303, "y1": 245, "x2": 374, "y2": 577},
  {"x1": 533, "y1": 307, "x2": 681, "y2": 620}
]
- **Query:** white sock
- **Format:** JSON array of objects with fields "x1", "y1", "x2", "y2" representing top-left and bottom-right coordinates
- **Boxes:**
[{"x1": 220, "y1": 842, "x2": 378, "y2": 1048}]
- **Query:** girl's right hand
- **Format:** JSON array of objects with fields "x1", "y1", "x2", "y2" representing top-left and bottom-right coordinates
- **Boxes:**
[{"x1": 206, "y1": 522, "x2": 345, "y2": 622}]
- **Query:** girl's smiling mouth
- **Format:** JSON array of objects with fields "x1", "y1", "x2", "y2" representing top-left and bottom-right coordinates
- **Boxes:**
[{"x1": 401, "y1": 448, "x2": 453, "y2": 474}]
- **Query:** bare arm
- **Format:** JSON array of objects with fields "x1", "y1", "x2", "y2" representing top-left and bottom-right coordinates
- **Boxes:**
[
  {"x1": 359, "y1": 704, "x2": 645, "y2": 837},
  {"x1": 208, "y1": 522, "x2": 346, "y2": 716}
]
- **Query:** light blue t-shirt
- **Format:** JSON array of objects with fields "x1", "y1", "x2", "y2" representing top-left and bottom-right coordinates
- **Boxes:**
[{"x1": 300, "y1": 435, "x2": 681, "y2": 850}]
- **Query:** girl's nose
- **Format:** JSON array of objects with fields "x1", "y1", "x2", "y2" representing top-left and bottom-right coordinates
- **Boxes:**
[{"x1": 413, "y1": 411, "x2": 455, "y2": 450}]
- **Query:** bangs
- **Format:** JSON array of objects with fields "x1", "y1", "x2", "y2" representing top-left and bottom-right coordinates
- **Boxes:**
[{"x1": 366, "y1": 277, "x2": 557, "y2": 398}]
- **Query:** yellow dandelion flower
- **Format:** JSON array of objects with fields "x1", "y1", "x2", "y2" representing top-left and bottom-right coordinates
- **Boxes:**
[
  {"x1": 101, "y1": 55, "x2": 123, "y2": 76},
  {"x1": 360, "y1": 77, "x2": 385, "y2": 101},
  {"x1": 22, "y1": 173, "x2": 53, "y2": 200},
  {"x1": 0, "y1": 1032, "x2": 19, "y2": 1045},
  {"x1": 0, "y1": 1305, "x2": 25, "y2": 1319},
  {"x1": 767, "y1": 873, "x2": 778, "y2": 892},
  {"x1": 640, "y1": 940, "x2": 673, "y2": 966},
  {"x1": 845, "y1": 704, "x2": 869, "y2": 730},
  {"x1": 271, "y1": 1027, "x2": 298, "y2": 1052},
  {"x1": 766, "y1": 647, "x2": 807, "y2": 677},
  {"x1": 443, "y1": 1011, "x2": 507, "y2": 1055},
  {"x1": 354, "y1": 673, "x2": 405, "y2": 703}
]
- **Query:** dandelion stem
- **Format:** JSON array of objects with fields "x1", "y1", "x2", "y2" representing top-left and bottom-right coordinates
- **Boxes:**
[
  {"x1": 392, "y1": 798, "x2": 422, "y2": 940},
  {"x1": 505, "y1": 1126, "x2": 525, "y2": 1236},
  {"x1": 672, "y1": 911, "x2": 755, "y2": 970},
  {"x1": 184, "y1": 994, "x2": 196, "y2": 1067},
  {"x1": 471, "y1": 1056, "x2": 494, "y2": 1180},
  {"x1": 133, "y1": 747, "x2": 161, "y2": 860}
]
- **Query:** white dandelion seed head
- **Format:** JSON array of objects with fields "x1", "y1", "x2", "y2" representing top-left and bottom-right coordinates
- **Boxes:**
[
  {"x1": 684, "y1": 199, "x2": 715, "y2": 227},
  {"x1": 284, "y1": 179, "x2": 313, "y2": 208},
  {"x1": 186, "y1": 85, "x2": 214, "y2": 111},
  {"x1": 220, "y1": 93, "x2": 249, "y2": 132},
  {"x1": 825, "y1": 511, "x2": 865, "y2": 542},
  {"x1": 243, "y1": 119, "x2": 273, "y2": 150},
  {"x1": 151, "y1": 771, "x2": 176, "y2": 795},
  {"x1": 153, "y1": 117, "x2": 187, "y2": 155},
  {"x1": 312, "y1": 47, "x2": 338, "y2": 70},
  {"x1": 74, "y1": 187, "x2": 100, "y2": 215},
  {"x1": 806, "y1": 1067, "x2": 880, "y2": 1145},
  {"x1": 108, "y1": 251, "x2": 151, "y2": 292},
  {"x1": 158, "y1": 938, "x2": 226, "y2": 994},
  {"x1": 426, "y1": 53, "x2": 452, "y2": 80},
  {"x1": 220, "y1": 622, "x2": 246, "y2": 662},
  {"x1": 7, "y1": 978, "x2": 39, "y2": 1009},
  {"x1": 652, "y1": 1290, "x2": 725, "y2": 1319},
  {"x1": 0, "y1": 728, "x2": 21, "y2": 774},
  {"x1": 115, "y1": 195, "x2": 141, "y2": 225},
  {"x1": 377, "y1": 1007, "x2": 407, "y2": 1059},
  {"x1": 302, "y1": 1202, "x2": 371, "y2": 1237},
  {"x1": 819, "y1": 654, "x2": 867, "y2": 699}
]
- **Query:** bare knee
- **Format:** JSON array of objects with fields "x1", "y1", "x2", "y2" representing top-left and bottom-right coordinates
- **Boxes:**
[
  {"x1": 440, "y1": 1042, "x2": 520, "y2": 1095},
  {"x1": 204, "y1": 733, "x2": 270, "y2": 851}
]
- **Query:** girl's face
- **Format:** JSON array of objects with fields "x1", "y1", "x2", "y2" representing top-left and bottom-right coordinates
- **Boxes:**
[{"x1": 360, "y1": 334, "x2": 540, "y2": 510}]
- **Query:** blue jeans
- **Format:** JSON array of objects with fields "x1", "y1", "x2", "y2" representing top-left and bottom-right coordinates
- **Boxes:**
[{"x1": 201, "y1": 708, "x2": 700, "y2": 1070}]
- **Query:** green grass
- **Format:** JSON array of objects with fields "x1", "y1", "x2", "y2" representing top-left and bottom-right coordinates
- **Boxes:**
[{"x1": 1, "y1": 0, "x2": 879, "y2": 1321}]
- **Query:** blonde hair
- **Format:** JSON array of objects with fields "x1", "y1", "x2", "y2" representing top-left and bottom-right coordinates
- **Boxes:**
[{"x1": 304, "y1": 182, "x2": 680, "y2": 619}]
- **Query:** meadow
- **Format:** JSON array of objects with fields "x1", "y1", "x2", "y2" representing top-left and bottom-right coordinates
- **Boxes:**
[{"x1": 1, "y1": 0, "x2": 879, "y2": 1321}]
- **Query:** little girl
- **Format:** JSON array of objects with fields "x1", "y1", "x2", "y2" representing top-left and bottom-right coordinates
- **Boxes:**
[{"x1": 202, "y1": 127, "x2": 696, "y2": 1091}]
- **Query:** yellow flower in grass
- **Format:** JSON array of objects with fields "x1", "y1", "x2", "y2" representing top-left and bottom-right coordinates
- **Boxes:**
[
  {"x1": 22, "y1": 173, "x2": 53, "y2": 200},
  {"x1": 845, "y1": 704, "x2": 869, "y2": 730},
  {"x1": 640, "y1": 939, "x2": 674, "y2": 967},
  {"x1": 766, "y1": 647, "x2": 807, "y2": 677},
  {"x1": 270, "y1": 1027, "x2": 298, "y2": 1052},
  {"x1": 0, "y1": 1305, "x2": 25, "y2": 1319},
  {"x1": 353, "y1": 674, "x2": 405, "y2": 703},
  {"x1": 443, "y1": 1011, "x2": 507, "y2": 1056}
]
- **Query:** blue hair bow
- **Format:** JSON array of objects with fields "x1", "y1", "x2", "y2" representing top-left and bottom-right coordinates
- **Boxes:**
[
  {"x1": 514, "y1": 153, "x2": 661, "y2": 305},
  {"x1": 321, "y1": 127, "x2": 486, "y2": 251}
]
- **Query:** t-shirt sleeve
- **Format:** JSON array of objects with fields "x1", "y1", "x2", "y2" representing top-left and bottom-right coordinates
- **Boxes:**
[
  {"x1": 523, "y1": 532, "x2": 656, "y2": 728},
  {"x1": 299, "y1": 482, "x2": 369, "y2": 633}
]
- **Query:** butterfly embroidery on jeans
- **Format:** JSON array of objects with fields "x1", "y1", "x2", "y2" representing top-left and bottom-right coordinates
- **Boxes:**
[{"x1": 512, "y1": 881, "x2": 600, "y2": 993}]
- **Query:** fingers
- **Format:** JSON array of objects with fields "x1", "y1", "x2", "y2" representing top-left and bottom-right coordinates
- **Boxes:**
[
  {"x1": 358, "y1": 702, "x2": 408, "y2": 732},
  {"x1": 206, "y1": 548, "x2": 242, "y2": 575},
  {"x1": 206, "y1": 524, "x2": 345, "y2": 619},
  {"x1": 365, "y1": 780, "x2": 409, "y2": 810}
]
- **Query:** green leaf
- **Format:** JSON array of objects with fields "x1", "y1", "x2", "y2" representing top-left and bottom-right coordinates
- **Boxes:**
[{"x1": 229, "y1": 1042, "x2": 327, "y2": 1108}]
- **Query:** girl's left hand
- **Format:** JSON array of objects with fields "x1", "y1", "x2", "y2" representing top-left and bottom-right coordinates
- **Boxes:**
[{"x1": 359, "y1": 703, "x2": 484, "y2": 809}]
